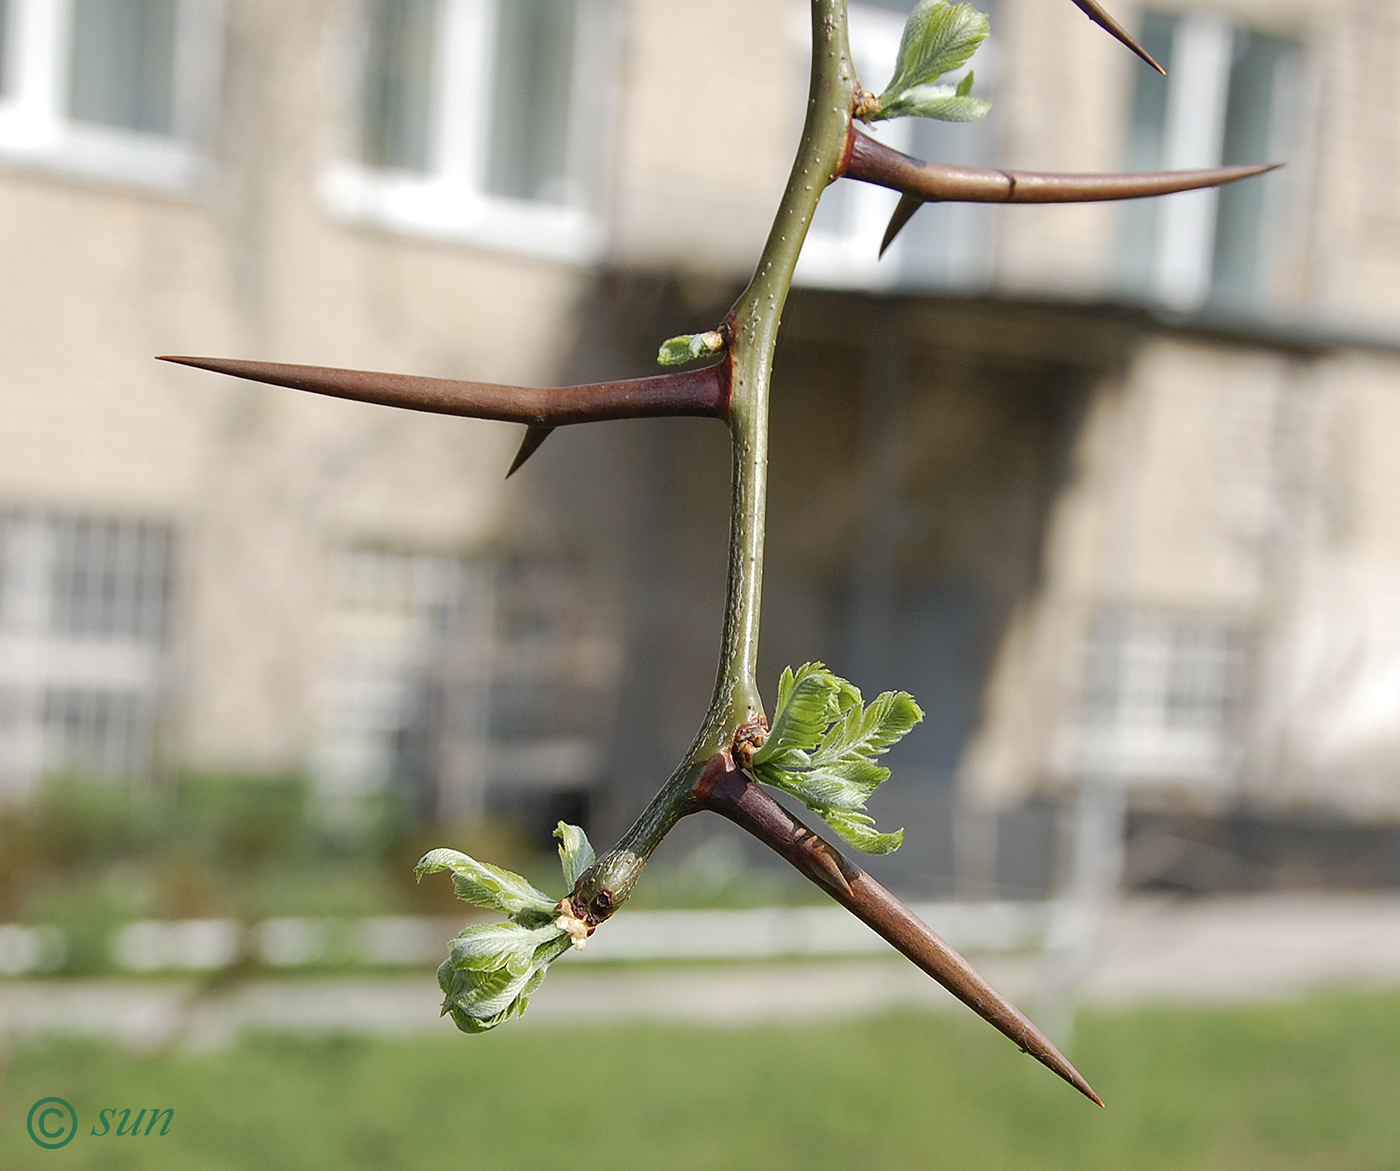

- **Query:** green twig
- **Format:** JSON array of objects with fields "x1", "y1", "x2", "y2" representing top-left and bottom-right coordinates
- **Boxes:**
[{"x1": 576, "y1": 0, "x2": 859, "y2": 910}]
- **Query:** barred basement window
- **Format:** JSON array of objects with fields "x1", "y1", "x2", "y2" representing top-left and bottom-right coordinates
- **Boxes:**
[
  {"x1": 1080, "y1": 607, "x2": 1243, "y2": 785},
  {"x1": 313, "y1": 547, "x2": 492, "y2": 824},
  {"x1": 50, "y1": 516, "x2": 168, "y2": 640},
  {"x1": 0, "y1": 513, "x2": 171, "y2": 797}
]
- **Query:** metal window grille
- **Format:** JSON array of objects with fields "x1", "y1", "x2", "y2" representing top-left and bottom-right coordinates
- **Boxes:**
[
  {"x1": 313, "y1": 547, "x2": 491, "y2": 822},
  {"x1": 313, "y1": 547, "x2": 613, "y2": 824},
  {"x1": 0, "y1": 512, "x2": 171, "y2": 797},
  {"x1": 42, "y1": 687, "x2": 157, "y2": 781},
  {"x1": 50, "y1": 516, "x2": 168, "y2": 639},
  {"x1": 1081, "y1": 607, "x2": 1242, "y2": 784}
]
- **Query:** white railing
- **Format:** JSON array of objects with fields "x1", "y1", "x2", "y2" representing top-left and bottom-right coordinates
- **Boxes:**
[{"x1": 0, "y1": 902, "x2": 1055, "y2": 976}]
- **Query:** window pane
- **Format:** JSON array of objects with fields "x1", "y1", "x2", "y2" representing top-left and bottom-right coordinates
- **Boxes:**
[
  {"x1": 361, "y1": 0, "x2": 437, "y2": 172},
  {"x1": 1210, "y1": 32, "x2": 1296, "y2": 311},
  {"x1": 487, "y1": 0, "x2": 577, "y2": 203},
  {"x1": 0, "y1": 0, "x2": 10, "y2": 98},
  {"x1": 1117, "y1": 12, "x2": 1177, "y2": 296},
  {"x1": 68, "y1": 0, "x2": 178, "y2": 135},
  {"x1": 900, "y1": 75, "x2": 997, "y2": 288}
]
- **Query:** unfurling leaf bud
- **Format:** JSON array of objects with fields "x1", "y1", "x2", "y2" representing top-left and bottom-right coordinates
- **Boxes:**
[
  {"x1": 868, "y1": 0, "x2": 992, "y2": 124},
  {"x1": 418, "y1": 832, "x2": 599, "y2": 1033},
  {"x1": 657, "y1": 330, "x2": 726, "y2": 367},
  {"x1": 746, "y1": 663, "x2": 922, "y2": 854},
  {"x1": 555, "y1": 820, "x2": 596, "y2": 889},
  {"x1": 437, "y1": 921, "x2": 572, "y2": 1032}
]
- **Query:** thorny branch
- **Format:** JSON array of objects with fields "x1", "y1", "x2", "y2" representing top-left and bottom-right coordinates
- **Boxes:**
[
  {"x1": 162, "y1": 0, "x2": 1280, "y2": 1106},
  {"x1": 691, "y1": 749, "x2": 1103, "y2": 1105},
  {"x1": 838, "y1": 130, "x2": 1279, "y2": 255},
  {"x1": 157, "y1": 354, "x2": 730, "y2": 477}
]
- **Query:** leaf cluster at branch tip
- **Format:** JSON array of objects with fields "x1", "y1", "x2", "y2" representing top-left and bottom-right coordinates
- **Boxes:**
[
  {"x1": 415, "y1": 820, "x2": 595, "y2": 1033},
  {"x1": 869, "y1": 0, "x2": 992, "y2": 124},
  {"x1": 747, "y1": 663, "x2": 923, "y2": 854}
]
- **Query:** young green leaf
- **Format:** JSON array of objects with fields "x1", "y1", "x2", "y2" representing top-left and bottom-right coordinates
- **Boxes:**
[
  {"x1": 415, "y1": 848, "x2": 557, "y2": 927},
  {"x1": 877, "y1": 85, "x2": 991, "y2": 122},
  {"x1": 748, "y1": 663, "x2": 923, "y2": 854},
  {"x1": 885, "y1": 0, "x2": 989, "y2": 93},
  {"x1": 824, "y1": 811, "x2": 905, "y2": 855},
  {"x1": 870, "y1": 0, "x2": 991, "y2": 124},
  {"x1": 555, "y1": 820, "x2": 595, "y2": 889}
]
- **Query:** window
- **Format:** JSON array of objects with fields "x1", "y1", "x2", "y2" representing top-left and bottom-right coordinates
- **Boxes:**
[
  {"x1": 1119, "y1": 12, "x2": 1302, "y2": 314},
  {"x1": 0, "y1": 0, "x2": 219, "y2": 189},
  {"x1": 0, "y1": 513, "x2": 171, "y2": 798},
  {"x1": 312, "y1": 547, "x2": 489, "y2": 826},
  {"x1": 323, "y1": 0, "x2": 613, "y2": 262},
  {"x1": 486, "y1": 556, "x2": 607, "y2": 794},
  {"x1": 1080, "y1": 608, "x2": 1243, "y2": 785},
  {"x1": 312, "y1": 547, "x2": 612, "y2": 828},
  {"x1": 796, "y1": 1, "x2": 1000, "y2": 290}
]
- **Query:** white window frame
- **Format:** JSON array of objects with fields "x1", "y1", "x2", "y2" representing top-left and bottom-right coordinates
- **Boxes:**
[
  {"x1": 322, "y1": 0, "x2": 614, "y2": 265},
  {"x1": 0, "y1": 0, "x2": 221, "y2": 192}
]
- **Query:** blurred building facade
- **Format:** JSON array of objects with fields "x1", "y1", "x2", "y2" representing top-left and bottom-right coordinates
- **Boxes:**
[{"x1": 2, "y1": 0, "x2": 1400, "y2": 891}]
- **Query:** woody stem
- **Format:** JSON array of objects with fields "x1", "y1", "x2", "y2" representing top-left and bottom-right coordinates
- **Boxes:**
[{"x1": 578, "y1": 0, "x2": 859, "y2": 904}]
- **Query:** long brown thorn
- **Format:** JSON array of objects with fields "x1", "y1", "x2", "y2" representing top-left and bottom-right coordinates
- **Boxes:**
[
  {"x1": 158, "y1": 355, "x2": 732, "y2": 474},
  {"x1": 837, "y1": 132, "x2": 1280, "y2": 255},
  {"x1": 692, "y1": 752, "x2": 1104, "y2": 1107}
]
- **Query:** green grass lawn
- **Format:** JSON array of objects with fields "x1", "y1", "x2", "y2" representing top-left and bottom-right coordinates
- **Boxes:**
[{"x1": 3, "y1": 991, "x2": 1398, "y2": 1170}]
